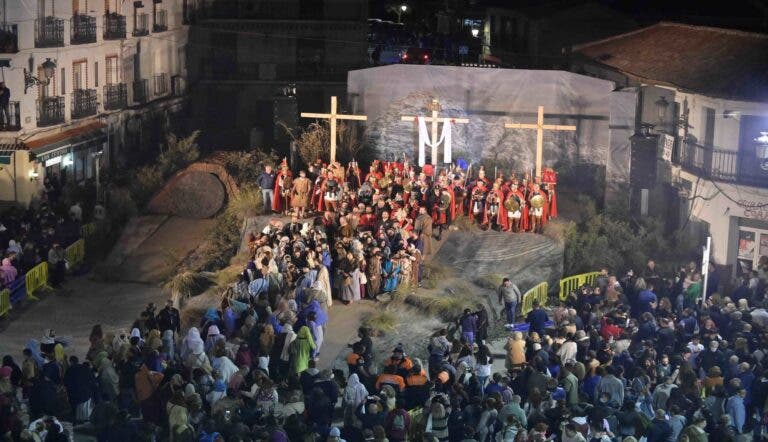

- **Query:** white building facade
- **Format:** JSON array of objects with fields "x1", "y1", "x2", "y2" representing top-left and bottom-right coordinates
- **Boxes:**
[
  {"x1": 575, "y1": 22, "x2": 768, "y2": 279},
  {"x1": 0, "y1": 0, "x2": 188, "y2": 205}
]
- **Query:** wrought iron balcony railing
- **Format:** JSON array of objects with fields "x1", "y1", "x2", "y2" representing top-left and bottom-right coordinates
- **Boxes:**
[
  {"x1": 37, "y1": 96, "x2": 65, "y2": 127},
  {"x1": 35, "y1": 17, "x2": 64, "y2": 48}
]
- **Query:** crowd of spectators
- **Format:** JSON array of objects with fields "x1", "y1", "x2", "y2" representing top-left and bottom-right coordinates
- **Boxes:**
[
  {"x1": 3, "y1": 170, "x2": 768, "y2": 441},
  {"x1": 0, "y1": 175, "x2": 91, "y2": 290}
]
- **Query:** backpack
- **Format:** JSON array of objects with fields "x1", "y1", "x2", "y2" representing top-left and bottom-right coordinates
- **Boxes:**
[{"x1": 392, "y1": 411, "x2": 406, "y2": 430}]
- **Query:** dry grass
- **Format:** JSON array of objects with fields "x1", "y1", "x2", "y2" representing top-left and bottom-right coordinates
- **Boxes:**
[
  {"x1": 213, "y1": 265, "x2": 243, "y2": 287},
  {"x1": 362, "y1": 308, "x2": 400, "y2": 333},
  {"x1": 164, "y1": 271, "x2": 212, "y2": 308},
  {"x1": 424, "y1": 261, "x2": 452, "y2": 280},
  {"x1": 474, "y1": 273, "x2": 505, "y2": 290},
  {"x1": 227, "y1": 184, "x2": 263, "y2": 219},
  {"x1": 405, "y1": 292, "x2": 476, "y2": 320}
]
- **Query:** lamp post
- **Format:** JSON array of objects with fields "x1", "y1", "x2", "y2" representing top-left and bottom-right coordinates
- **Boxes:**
[
  {"x1": 24, "y1": 57, "x2": 56, "y2": 94},
  {"x1": 91, "y1": 151, "x2": 103, "y2": 201},
  {"x1": 396, "y1": 4, "x2": 407, "y2": 23}
]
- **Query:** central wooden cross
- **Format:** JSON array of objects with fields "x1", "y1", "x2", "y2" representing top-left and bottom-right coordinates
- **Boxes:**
[
  {"x1": 300, "y1": 96, "x2": 367, "y2": 163},
  {"x1": 401, "y1": 99, "x2": 469, "y2": 164},
  {"x1": 504, "y1": 105, "x2": 576, "y2": 179}
]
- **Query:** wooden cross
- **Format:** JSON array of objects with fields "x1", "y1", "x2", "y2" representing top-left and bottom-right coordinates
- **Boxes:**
[
  {"x1": 504, "y1": 105, "x2": 576, "y2": 179},
  {"x1": 300, "y1": 96, "x2": 367, "y2": 163},
  {"x1": 401, "y1": 99, "x2": 469, "y2": 164}
]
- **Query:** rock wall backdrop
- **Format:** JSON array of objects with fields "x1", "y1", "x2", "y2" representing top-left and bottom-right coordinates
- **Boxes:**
[{"x1": 347, "y1": 65, "x2": 617, "y2": 175}]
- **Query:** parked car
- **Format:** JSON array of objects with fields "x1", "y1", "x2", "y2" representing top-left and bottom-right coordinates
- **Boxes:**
[{"x1": 401, "y1": 47, "x2": 431, "y2": 64}]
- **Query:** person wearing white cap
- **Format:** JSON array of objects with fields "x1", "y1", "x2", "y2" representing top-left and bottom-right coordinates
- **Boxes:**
[{"x1": 327, "y1": 426, "x2": 346, "y2": 442}]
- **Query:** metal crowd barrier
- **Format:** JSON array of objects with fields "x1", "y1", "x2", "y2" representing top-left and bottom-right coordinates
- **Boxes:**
[
  {"x1": 559, "y1": 271, "x2": 600, "y2": 300},
  {"x1": 521, "y1": 281, "x2": 549, "y2": 316}
]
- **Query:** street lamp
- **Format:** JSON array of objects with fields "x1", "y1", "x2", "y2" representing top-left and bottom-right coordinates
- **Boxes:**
[
  {"x1": 396, "y1": 4, "x2": 408, "y2": 23},
  {"x1": 24, "y1": 57, "x2": 56, "y2": 94},
  {"x1": 471, "y1": 28, "x2": 480, "y2": 38}
]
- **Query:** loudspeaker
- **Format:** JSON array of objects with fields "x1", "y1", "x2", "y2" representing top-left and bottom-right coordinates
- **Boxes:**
[
  {"x1": 273, "y1": 97, "x2": 298, "y2": 143},
  {"x1": 629, "y1": 134, "x2": 658, "y2": 185}
]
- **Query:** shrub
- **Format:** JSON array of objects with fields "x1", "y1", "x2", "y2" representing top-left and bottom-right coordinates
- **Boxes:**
[
  {"x1": 227, "y1": 185, "x2": 263, "y2": 219},
  {"x1": 130, "y1": 166, "x2": 163, "y2": 206},
  {"x1": 363, "y1": 309, "x2": 399, "y2": 333},
  {"x1": 405, "y1": 292, "x2": 475, "y2": 320},
  {"x1": 158, "y1": 131, "x2": 201, "y2": 177},
  {"x1": 563, "y1": 194, "x2": 700, "y2": 275},
  {"x1": 201, "y1": 211, "x2": 242, "y2": 271},
  {"x1": 164, "y1": 271, "x2": 211, "y2": 308},
  {"x1": 220, "y1": 150, "x2": 280, "y2": 186}
]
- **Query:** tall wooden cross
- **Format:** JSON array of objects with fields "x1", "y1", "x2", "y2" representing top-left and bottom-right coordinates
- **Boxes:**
[
  {"x1": 401, "y1": 99, "x2": 469, "y2": 164},
  {"x1": 300, "y1": 96, "x2": 367, "y2": 163},
  {"x1": 504, "y1": 105, "x2": 576, "y2": 179}
]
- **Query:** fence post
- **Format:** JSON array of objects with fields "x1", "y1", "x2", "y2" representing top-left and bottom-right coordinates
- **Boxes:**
[{"x1": 0, "y1": 289, "x2": 9, "y2": 317}]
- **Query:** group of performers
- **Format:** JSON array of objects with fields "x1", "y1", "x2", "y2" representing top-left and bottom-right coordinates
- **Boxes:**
[{"x1": 269, "y1": 157, "x2": 558, "y2": 234}]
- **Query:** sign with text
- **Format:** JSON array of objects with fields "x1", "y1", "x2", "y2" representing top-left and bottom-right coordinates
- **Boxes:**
[{"x1": 658, "y1": 134, "x2": 674, "y2": 162}]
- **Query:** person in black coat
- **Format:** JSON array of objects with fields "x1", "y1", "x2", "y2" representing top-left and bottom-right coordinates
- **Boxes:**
[
  {"x1": 64, "y1": 356, "x2": 97, "y2": 422},
  {"x1": 29, "y1": 377, "x2": 57, "y2": 419},
  {"x1": 646, "y1": 409, "x2": 672, "y2": 442}
]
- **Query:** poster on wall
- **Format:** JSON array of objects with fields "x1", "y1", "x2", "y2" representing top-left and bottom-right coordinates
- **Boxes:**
[
  {"x1": 738, "y1": 230, "x2": 756, "y2": 274},
  {"x1": 760, "y1": 233, "x2": 768, "y2": 259}
]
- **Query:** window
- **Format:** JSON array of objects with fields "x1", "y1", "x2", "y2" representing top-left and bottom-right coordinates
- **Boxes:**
[
  {"x1": 73, "y1": 59, "x2": 87, "y2": 90},
  {"x1": 60, "y1": 67, "x2": 66, "y2": 95},
  {"x1": 94, "y1": 61, "x2": 99, "y2": 87},
  {"x1": 702, "y1": 107, "x2": 715, "y2": 148},
  {"x1": 106, "y1": 55, "x2": 119, "y2": 83}
]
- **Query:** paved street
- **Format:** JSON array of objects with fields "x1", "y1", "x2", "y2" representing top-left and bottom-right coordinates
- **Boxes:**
[{"x1": 0, "y1": 278, "x2": 166, "y2": 359}]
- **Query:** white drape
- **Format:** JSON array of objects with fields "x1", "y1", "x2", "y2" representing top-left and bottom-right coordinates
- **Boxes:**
[{"x1": 417, "y1": 118, "x2": 452, "y2": 166}]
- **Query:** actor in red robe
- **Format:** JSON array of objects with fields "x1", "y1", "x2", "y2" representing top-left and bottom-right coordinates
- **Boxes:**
[
  {"x1": 483, "y1": 184, "x2": 507, "y2": 230},
  {"x1": 272, "y1": 160, "x2": 292, "y2": 213}
]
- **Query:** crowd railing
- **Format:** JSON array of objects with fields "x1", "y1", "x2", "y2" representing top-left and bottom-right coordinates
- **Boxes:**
[
  {"x1": 521, "y1": 281, "x2": 549, "y2": 316},
  {"x1": 558, "y1": 271, "x2": 601, "y2": 300},
  {"x1": 0, "y1": 222, "x2": 98, "y2": 317}
]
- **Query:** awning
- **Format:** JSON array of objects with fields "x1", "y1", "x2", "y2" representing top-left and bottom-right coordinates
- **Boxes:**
[
  {"x1": 0, "y1": 142, "x2": 21, "y2": 165},
  {"x1": 24, "y1": 122, "x2": 106, "y2": 164}
]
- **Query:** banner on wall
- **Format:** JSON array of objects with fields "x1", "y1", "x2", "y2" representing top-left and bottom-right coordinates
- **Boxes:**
[{"x1": 659, "y1": 134, "x2": 674, "y2": 162}]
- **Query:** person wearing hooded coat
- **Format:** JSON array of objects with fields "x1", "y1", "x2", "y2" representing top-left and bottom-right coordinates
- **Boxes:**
[
  {"x1": 180, "y1": 327, "x2": 203, "y2": 360},
  {"x1": 343, "y1": 373, "x2": 368, "y2": 427},
  {"x1": 290, "y1": 326, "x2": 316, "y2": 375}
]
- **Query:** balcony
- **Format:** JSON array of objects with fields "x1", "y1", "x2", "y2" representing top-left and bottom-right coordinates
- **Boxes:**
[
  {"x1": 37, "y1": 97, "x2": 65, "y2": 127},
  {"x1": 133, "y1": 79, "x2": 148, "y2": 104},
  {"x1": 154, "y1": 73, "x2": 168, "y2": 96},
  {"x1": 676, "y1": 140, "x2": 768, "y2": 189},
  {"x1": 153, "y1": 9, "x2": 168, "y2": 32},
  {"x1": 0, "y1": 25, "x2": 18, "y2": 53},
  {"x1": 0, "y1": 102, "x2": 21, "y2": 131},
  {"x1": 133, "y1": 13, "x2": 149, "y2": 37},
  {"x1": 71, "y1": 89, "x2": 98, "y2": 119},
  {"x1": 70, "y1": 14, "x2": 96, "y2": 44},
  {"x1": 103, "y1": 13, "x2": 126, "y2": 39},
  {"x1": 35, "y1": 17, "x2": 65, "y2": 48},
  {"x1": 103, "y1": 83, "x2": 127, "y2": 110}
]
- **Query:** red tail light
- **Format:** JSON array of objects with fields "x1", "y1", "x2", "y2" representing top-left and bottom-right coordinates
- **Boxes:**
[
  {"x1": 402, "y1": 54, "x2": 408, "y2": 60},
  {"x1": 423, "y1": 54, "x2": 429, "y2": 59}
]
